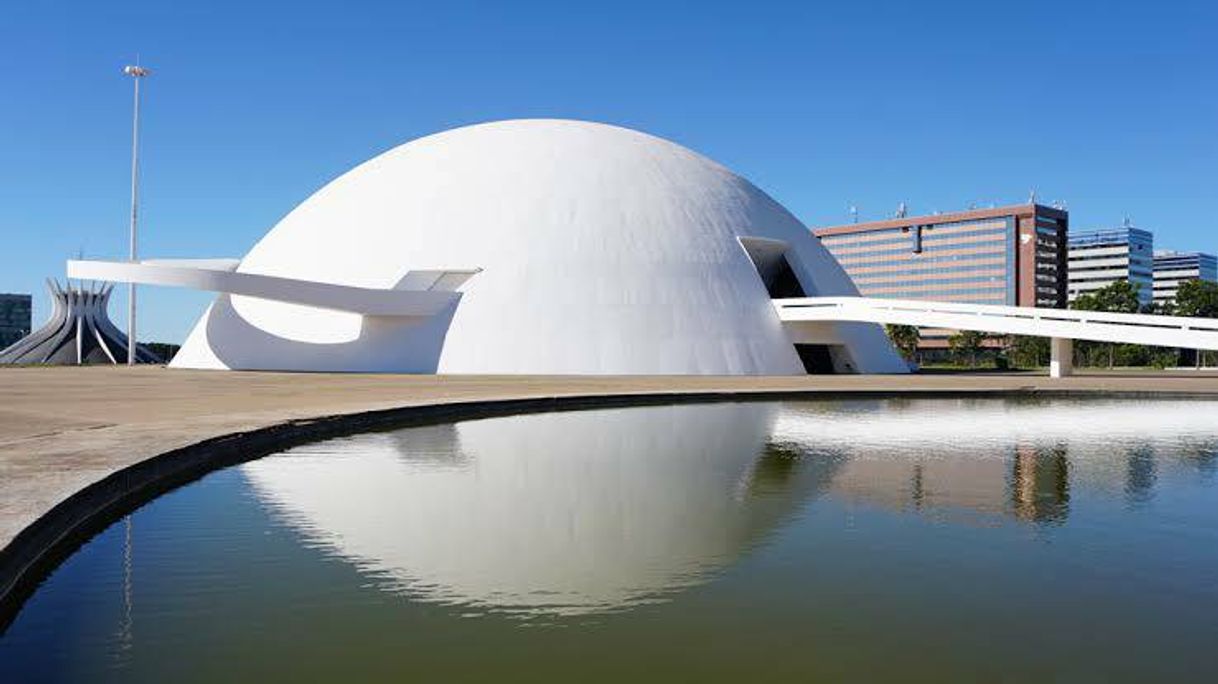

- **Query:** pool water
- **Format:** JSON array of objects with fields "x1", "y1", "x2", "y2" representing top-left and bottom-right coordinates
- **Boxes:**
[{"x1": 3, "y1": 398, "x2": 1218, "y2": 682}]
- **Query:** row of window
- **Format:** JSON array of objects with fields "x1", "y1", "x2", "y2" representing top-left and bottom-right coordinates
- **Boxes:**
[
  {"x1": 1067, "y1": 229, "x2": 1153, "y2": 249},
  {"x1": 1068, "y1": 251, "x2": 1134, "y2": 262},
  {"x1": 819, "y1": 221, "x2": 1007, "y2": 244},
  {"x1": 1153, "y1": 269, "x2": 1205, "y2": 279},
  {"x1": 1072, "y1": 261, "x2": 1157, "y2": 272},
  {"x1": 1068, "y1": 274, "x2": 1154, "y2": 284},
  {"x1": 841, "y1": 257, "x2": 1006, "y2": 275},
  {"x1": 818, "y1": 219, "x2": 1009, "y2": 246},
  {"x1": 1152, "y1": 258, "x2": 1215, "y2": 268},
  {"x1": 859, "y1": 286, "x2": 1008, "y2": 299},
  {"x1": 1069, "y1": 262, "x2": 1149, "y2": 273},
  {"x1": 837, "y1": 245, "x2": 1008, "y2": 267},
  {"x1": 853, "y1": 272, "x2": 1007, "y2": 288},
  {"x1": 822, "y1": 228, "x2": 1009, "y2": 258},
  {"x1": 1070, "y1": 262, "x2": 1153, "y2": 271}
]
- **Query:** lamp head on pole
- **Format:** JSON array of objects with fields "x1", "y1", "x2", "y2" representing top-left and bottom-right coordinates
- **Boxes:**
[{"x1": 123, "y1": 65, "x2": 150, "y2": 77}]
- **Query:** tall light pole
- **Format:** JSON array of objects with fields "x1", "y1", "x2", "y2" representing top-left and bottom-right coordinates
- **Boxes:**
[{"x1": 123, "y1": 63, "x2": 150, "y2": 366}]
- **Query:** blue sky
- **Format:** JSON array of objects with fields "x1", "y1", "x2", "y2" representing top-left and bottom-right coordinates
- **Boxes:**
[{"x1": 2, "y1": 0, "x2": 1215, "y2": 343}]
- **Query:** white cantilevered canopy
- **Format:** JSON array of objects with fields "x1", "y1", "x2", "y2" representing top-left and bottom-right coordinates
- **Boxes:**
[{"x1": 67, "y1": 259, "x2": 481, "y2": 317}]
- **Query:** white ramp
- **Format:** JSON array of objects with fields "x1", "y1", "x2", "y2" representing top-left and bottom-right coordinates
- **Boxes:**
[{"x1": 776, "y1": 296, "x2": 1218, "y2": 377}]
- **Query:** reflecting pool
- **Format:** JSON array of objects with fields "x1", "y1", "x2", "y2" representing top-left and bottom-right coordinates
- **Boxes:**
[{"x1": 4, "y1": 399, "x2": 1218, "y2": 682}]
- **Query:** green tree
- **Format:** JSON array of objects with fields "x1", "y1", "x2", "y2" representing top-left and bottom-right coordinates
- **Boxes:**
[
  {"x1": 1171, "y1": 279, "x2": 1218, "y2": 367},
  {"x1": 885, "y1": 324, "x2": 920, "y2": 364},
  {"x1": 1071, "y1": 279, "x2": 1145, "y2": 368},
  {"x1": 1007, "y1": 335, "x2": 1049, "y2": 369},
  {"x1": 1173, "y1": 279, "x2": 1218, "y2": 318},
  {"x1": 948, "y1": 330, "x2": 986, "y2": 367},
  {"x1": 1071, "y1": 279, "x2": 1143, "y2": 314}
]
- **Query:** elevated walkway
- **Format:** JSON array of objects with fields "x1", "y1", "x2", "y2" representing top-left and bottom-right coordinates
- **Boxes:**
[{"x1": 775, "y1": 296, "x2": 1218, "y2": 377}]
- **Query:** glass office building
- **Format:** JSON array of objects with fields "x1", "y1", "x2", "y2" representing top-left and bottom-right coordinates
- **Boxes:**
[
  {"x1": 0, "y1": 293, "x2": 32, "y2": 349},
  {"x1": 1153, "y1": 250, "x2": 1217, "y2": 307},
  {"x1": 814, "y1": 204, "x2": 1068, "y2": 352},
  {"x1": 1067, "y1": 227, "x2": 1154, "y2": 308},
  {"x1": 815, "y1": 204, "x2": 1068, "y2": 308}
]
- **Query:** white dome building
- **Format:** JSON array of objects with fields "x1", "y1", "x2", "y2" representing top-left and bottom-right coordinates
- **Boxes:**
[{"x1": 159, "y1": 119, "x2": 905, "y2": 374}]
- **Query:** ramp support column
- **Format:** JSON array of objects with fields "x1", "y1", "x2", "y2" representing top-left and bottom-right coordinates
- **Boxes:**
[{"x1": 1050, "y1": 337, "x2": 1073, "y2": 378}]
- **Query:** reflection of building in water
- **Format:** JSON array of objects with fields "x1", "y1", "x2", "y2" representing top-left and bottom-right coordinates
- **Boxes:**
[
  {"x1": 821, "y1": 444, "x2": 1071, "y2": 525},
  {"x1": 827, "y1": 457, "x2": 1011, "y2": 518},
  {"x1": 1010, "y1": 445, "x2": 1070, "y2": 524},
  {"x1": 1125, "y1": 445, "x2": 1157, "y2": 506},
  {"x1": 244, "y1": 404, "x2": 842, "y2": 617},
  {"x1": 1185, "y1": 445, "x2": 1218, "y2": 480},
  {"x1": 770, "y1": 399, "x2": 1218, "y2": 526}
]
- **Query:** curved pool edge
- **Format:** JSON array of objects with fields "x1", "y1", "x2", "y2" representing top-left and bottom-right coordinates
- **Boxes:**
[{"x1": 4, "y1": 381, "x2": 1218, "y2": 632}]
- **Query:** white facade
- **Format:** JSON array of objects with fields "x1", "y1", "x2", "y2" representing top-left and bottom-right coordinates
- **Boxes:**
[{"x1": 151, "y1": 119, "x2": 904, "y2": 374}]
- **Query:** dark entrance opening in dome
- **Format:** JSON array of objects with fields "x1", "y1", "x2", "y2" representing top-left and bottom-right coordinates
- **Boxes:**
[
  {"x1": 737, "y1": 236, "x2": 847, "y2": 374},
  {"x1": 794, "y1": 344, "x2": 834, "y2": 373},
  {"x1": 738, "y1": 237, "x2": 809, "y2": 299},
  {"x1": 767, "y1": 259, "x2": 806, "y2": 298}
]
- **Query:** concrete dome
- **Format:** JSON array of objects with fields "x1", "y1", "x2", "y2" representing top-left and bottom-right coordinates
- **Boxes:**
[{"x1": 173, "y1": 119, "x2": 903, "y2": 374}]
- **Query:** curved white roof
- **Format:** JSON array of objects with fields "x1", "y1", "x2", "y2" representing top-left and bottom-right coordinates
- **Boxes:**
[{"x1": 173, "y1": 119, "x2": 902, "y2": 374}]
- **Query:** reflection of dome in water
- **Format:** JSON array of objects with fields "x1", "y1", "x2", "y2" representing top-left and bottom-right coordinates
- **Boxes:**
[{"x1": 242, "y1": 404, "x2": 840, "y2": 616}]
